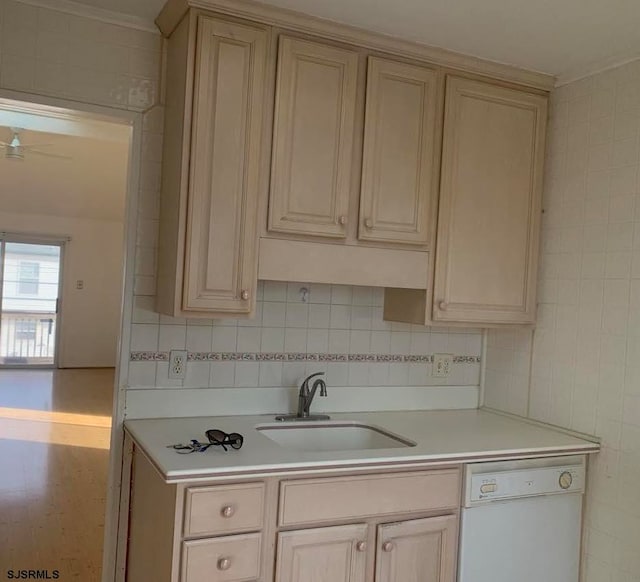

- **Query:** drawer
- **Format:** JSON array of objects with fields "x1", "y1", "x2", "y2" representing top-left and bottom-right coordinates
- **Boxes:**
[
  {"x1": 181, "y1": 533, "x2": 261, "y2": 582},
  {"x1": 184, "y1": 483, "x2": 265, "y2": 538},
  {"x1": 279, "y1": 469, "x2": 460, "y2": 526}
]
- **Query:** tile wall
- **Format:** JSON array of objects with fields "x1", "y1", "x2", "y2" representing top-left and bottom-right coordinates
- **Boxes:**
[
  {"x1": 129, "y1": 282, "x2": 483, "y2": 390},
  {"x1": 0, "y1": 0, "x2": 161, "y2": 110},
  {"x1": 485, "y1": 60, "x2": 640, "y2": 582}
]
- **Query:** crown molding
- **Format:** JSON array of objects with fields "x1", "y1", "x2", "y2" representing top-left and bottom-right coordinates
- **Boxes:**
[
  {"x1": 556, "y1": 51, "x2": 640, "y2": 87},
  {"x1": 157, "y1": 0, "x2": 554, "y2": 91},
  {"x1": 15, "y1": 0, "x2": 160, "y2": 34}
]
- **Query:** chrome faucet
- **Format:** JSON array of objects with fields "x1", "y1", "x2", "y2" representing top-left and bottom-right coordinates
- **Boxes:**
[
  {"x1": 297, "y1": 372, "x2": 328, "y2": 418},
  {"x1": 275, "y1": 372, "x2": 330, "y2": 421}
]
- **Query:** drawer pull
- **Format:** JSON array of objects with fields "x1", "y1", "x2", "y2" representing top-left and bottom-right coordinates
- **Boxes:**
[
  {"x1": 221, "y1": 505, "x2": 235, "y2": 518},
  {"x1": 356, "y1": 541, "x2": 366, "y2": 552},
  {"x1": 438, "y1": 300, "x2": 448, "y2": 311},
  {"x1": 382, "y1": 541, "x2": 394, "y2": 552},
  {"x1": 364, "y1": 218, "x2": 373, "y2": 229},
  {"x1": 217, "y1": 557, "x2": 232, "y2": 571},
  {"x1": 338, "y1": 215, "x2": 347, "y2": 226}
]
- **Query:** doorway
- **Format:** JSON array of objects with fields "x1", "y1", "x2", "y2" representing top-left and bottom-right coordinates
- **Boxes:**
[
  {"x1": 0, "y1": 92, "x2": 138, "y2": 582},
  {"x1": 0, "y1": 239, "x2": 64, "y2": 367}
]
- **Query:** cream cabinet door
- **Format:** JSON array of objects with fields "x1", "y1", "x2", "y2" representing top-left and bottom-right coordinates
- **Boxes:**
[
  {"x1": 182, "y1": 17, "x2": 267, "y2": 313},
  {"x1": 359, "y1": 57, "x2": 438, "y2": 246},
  {"x1": 268, "y1": 36, "x2": 359, "y2": 238},
  {"x1": 276, "y1": 524, "x2": 368, "y2": 582},
  {"x1": 375, "y1": 515, "x2": 457, "y2": 582},
  {"x1": 433, "y1": 77, "x2": 547, "y2": 324}
]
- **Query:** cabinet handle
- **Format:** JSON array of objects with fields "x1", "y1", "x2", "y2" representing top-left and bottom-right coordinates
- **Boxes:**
[
  {"x1": 241, "y1": 289, "x2": 249, "y2": 301},
  {"x1": 364, "y1": 218, "x2": 373, "y2": 229},
  {"x1": 217, "y1": 557, "x2": 232, "y2": 571},
  {"x1": 382, "y1": 541, "x2": 394, "y2": 552},
  {"x1": 438, "y1": 300, "x2": 448, "y2": 311},
  {"x1": 220, "y1": 505, "x2": 235, "y2": 518},
  {"x1": 356, "y1": 541, "x2": 366, "y2": 552},
  {"x1": 338, "y1": 215, "x2": 347, "y2": 226}
]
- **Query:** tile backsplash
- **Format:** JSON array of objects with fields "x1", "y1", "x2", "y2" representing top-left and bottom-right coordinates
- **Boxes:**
[{"x1": 129, "y1": 281, "x2": 482, "y2": 390}]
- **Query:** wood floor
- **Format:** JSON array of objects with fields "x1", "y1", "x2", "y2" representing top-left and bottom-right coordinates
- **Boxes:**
[{"x1": 0, "y1": 368, "x2": 114, "y2": 581}]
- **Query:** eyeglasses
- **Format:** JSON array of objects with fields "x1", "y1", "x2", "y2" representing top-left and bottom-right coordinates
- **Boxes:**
[{"x1": 168, "y1": 429, "x2": 244, "y2": 454}]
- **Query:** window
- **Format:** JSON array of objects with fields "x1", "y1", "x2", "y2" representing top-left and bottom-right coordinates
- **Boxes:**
[
  {"x1": 15, "y1": 321, "x2": 37, "y2": 341},
  {"x1": 18, "y1": 261, "x2": 40, "y2": 295}
]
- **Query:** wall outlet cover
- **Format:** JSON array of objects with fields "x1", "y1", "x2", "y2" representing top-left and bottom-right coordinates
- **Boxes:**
[
  {"x1": 169, "y1": 350, "x2": 188, "y2": 379},
  {"x1": 433, "y1": 353, "x2": 454, "y2": 378}
]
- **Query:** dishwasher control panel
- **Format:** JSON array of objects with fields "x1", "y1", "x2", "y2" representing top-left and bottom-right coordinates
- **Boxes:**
[{"x1": 465, "y1": 456, "x2": 586, "y2": 505}]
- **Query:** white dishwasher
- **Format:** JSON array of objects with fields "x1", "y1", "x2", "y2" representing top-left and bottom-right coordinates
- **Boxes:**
[{"x1": 458, "y1": 455, "x2": 585, "y2": 582}]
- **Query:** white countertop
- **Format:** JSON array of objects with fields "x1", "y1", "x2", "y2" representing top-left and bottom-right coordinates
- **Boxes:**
[{"x1": 124, "y1": 409, "x2": 600, "y2": 483}]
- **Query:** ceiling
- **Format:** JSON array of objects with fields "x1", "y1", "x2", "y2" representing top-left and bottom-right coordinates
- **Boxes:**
[
  {"x1": 70, "y1": 0, "x2": 640, "y2": 82},
  {"x1": 0, "y1": 126, "x2": 129, "y2": 222}
]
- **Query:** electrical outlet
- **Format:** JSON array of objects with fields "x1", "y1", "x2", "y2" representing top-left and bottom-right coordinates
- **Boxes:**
[
  {"x1": 169, "y1": 350, "x2": 188, "y2": 379},
  {"x1": 433, "y1": 353, "x2": 453, "y2": 378}
]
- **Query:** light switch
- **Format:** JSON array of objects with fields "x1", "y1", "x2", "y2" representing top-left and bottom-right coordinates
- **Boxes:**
[{"x1": 76, "y1": 280, "x2": 84, "y2": 290}]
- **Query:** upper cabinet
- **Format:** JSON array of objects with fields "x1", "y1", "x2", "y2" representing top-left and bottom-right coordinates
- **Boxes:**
[
  {"x1": 156, "y1": 14, "x2": 268, "y2": 317},
  {"x1": 432, "y1": 77, "x2": 547, "y2": 325},
  {"x1": 358, "y1": 58, "x2": 439, "y2": 246},
  {"x1": 268, "y1": 37, "x2": 359, "y2": 238},
  {"x1": 267, "y1": 45, "x2": 439, "y2": 247},
  {"x1": 155, "y1": 4, "x2": 550, "y2": 324},
  {"x1": 384, "y1": 76, "x2": 547, "y2": 326}
]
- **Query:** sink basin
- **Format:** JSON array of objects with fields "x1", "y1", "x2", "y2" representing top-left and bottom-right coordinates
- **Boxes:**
[{"x1": 256, "y1": 421, "x2": 416, "y2": 452}]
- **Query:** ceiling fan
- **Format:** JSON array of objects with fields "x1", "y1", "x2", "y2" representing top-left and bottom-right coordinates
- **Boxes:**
[{"x1": 0, "y1": 127, "x2": 71, "y2": 161}]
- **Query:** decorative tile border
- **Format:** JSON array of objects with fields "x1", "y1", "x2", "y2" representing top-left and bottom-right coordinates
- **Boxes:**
[
  {"x1": 130, "y1": 351, "x2": 169, "y2": 361},
  {"x1": 130, "y1": 351, "x2": 481, "y2": 364},
  {"x1": 453, "y1": 355, "x2": 481, "y2": 364}
]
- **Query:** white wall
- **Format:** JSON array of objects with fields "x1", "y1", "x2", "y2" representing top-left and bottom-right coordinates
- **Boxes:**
[
  {"x1": 0, "y1": 110, "x2": 131, "y2": 371},
  {"x1": 0, "y1": 211, "x2": 124, "y2": 367},
  {"x1": 485, "y1": 60, "x2": 640, "y2": 582}
]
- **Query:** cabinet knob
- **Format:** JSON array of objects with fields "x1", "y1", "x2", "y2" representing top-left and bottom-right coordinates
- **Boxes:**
[
  {"x1": 364, "y1": 218, "x2": 373, "y2": 229},
  {"x1": 241, "y1": 289, "x2": 249, "y2": 301},
  {"x1": 338, "y1": 215, "x2": 347, "y2": 226},
  {"x1": 217, "y1": 557, "x2": 232, "y2": 571},
  {"x1": 356, "y1": 541, "x2": 366, "y2": 552},
  {"x1": 382, "y1": 541, "x2": 394, "y2": 552},
  {"x1": 220, "y1": 505, "x2": 235, "y2": 518},
  {"x1": 438, "y1": 300, "x2": 448, "y2": 311}
]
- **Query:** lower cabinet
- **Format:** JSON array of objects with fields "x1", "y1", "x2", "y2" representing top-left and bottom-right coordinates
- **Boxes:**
[
  {"x1": 126, "y1": 449, "x2": 460, "y2": 582},
  {"x1": 376, "y1": 516, "x2": 457, "y2": 582},
  {"x1": 275, "y1": 517, "x2": 456, "y2": 582},
  {"x1": 276, "y1": 524, "x2": 368, "y2": 582}
]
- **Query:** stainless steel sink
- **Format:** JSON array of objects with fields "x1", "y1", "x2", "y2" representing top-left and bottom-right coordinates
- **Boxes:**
[{"x1": 256, "y1": 421, "x2": 416, "y2": 451}]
